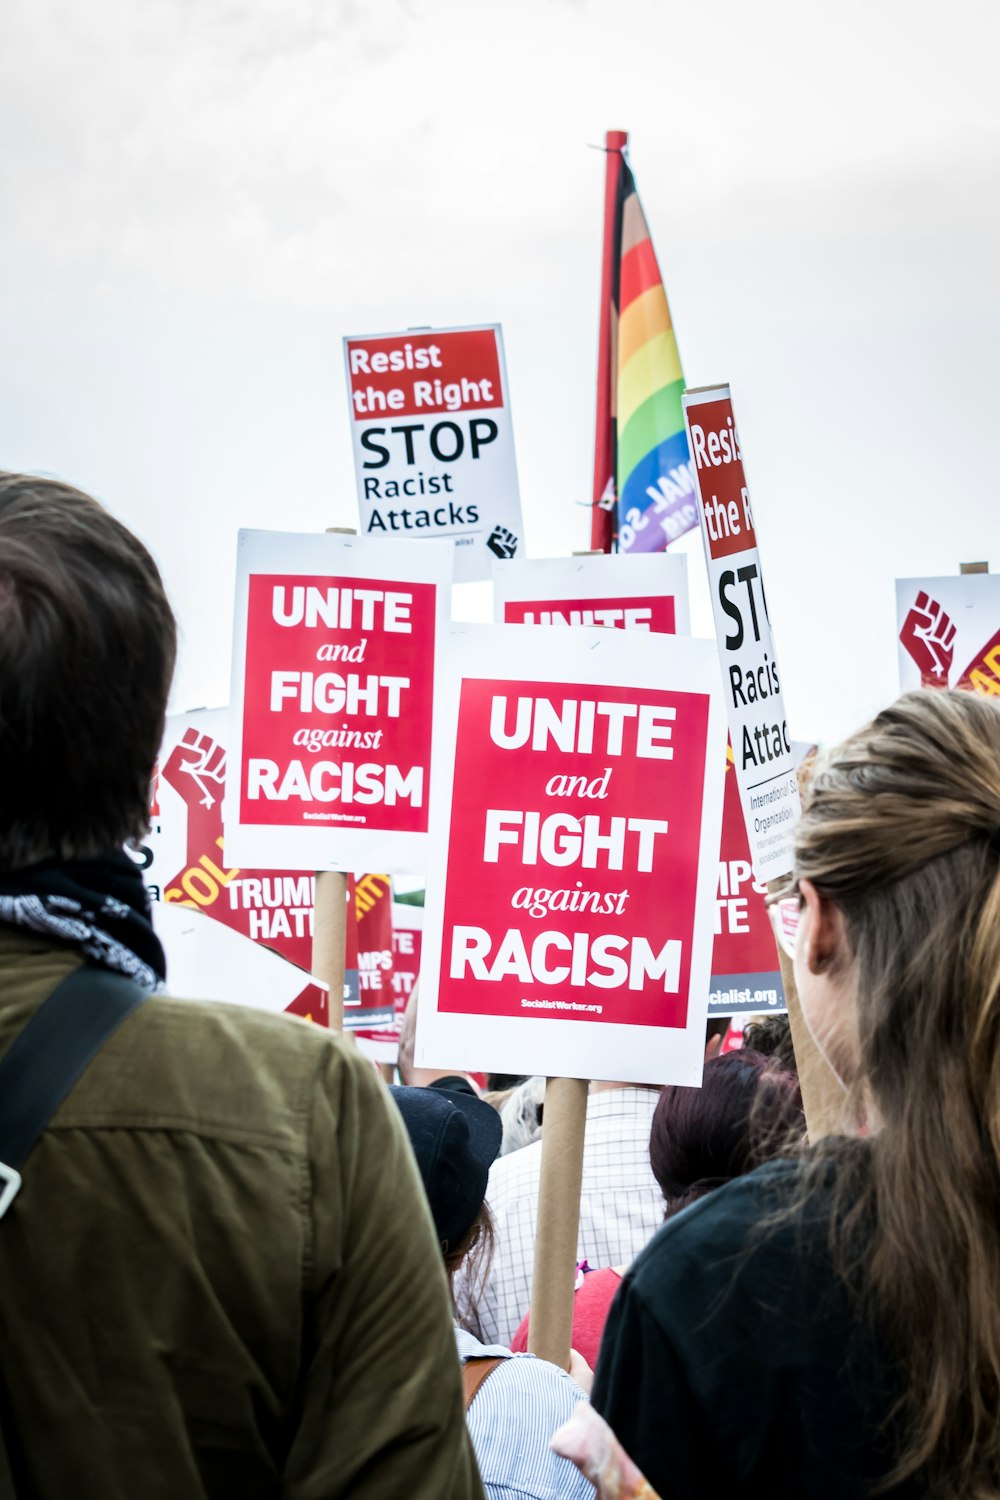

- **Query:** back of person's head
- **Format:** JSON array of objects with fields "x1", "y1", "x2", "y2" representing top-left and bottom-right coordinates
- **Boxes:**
[
  {"x1": 0, "y1": 474, "x2": 176, "y2": 869},
  {"x1": 791, "y1": 688, "x2": 1000, "y2": 1498},
  {"x1": 649, "y1": 1050, "x2": 803, "y2": 1219},
  {"x1": 740, "y1": 1014, "x2": 796, "y2": 1072},
  {"x1": 389, "y1": 1085, "x2": 502, "y2": 1328}
]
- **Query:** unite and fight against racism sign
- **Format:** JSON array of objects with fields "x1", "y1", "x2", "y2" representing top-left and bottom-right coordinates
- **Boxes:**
[
  {"x1": 343, "y1": 325, "x2": 524, "y2": 584},
  {"x1": 417, "y1": 624, "x2": 726, "y2": 1086},
  {"x1": 226, "y1": 531, "x2": 452, "y2": 873},
  {"x1": 684, "y1": 386, "x2": 798, "y2": 882},
  {"x1": 492, "y1": 555, "x2": 787, "y2": 1018},
  {"x1": 492, "y1": 552, "x2": 691, "y2": 636}
]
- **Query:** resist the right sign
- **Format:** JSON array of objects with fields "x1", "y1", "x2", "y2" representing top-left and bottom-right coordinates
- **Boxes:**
[{"x1": 684, "y1": 384, "x2": 798, "y2": 882}]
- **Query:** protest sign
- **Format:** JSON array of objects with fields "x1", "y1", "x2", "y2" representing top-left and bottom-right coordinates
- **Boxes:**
[
  {"x1": 343, "y1": 325, "x2": 524, "y2": 584},
  {"x1": 493, "y1": 559, "x2": 788, "y2": 1019},
  {"x1": 227, "y1": 530, "x2": 452, "y2": 873},
  {"x1": 710, "y1": 745, "x2": 784, "y2": 1016},
  {"x1": 896, "y1": 574, "x2": 1000, "y2": 695},
  {"x1": 416, "y1": 623, "x2": 726, "y2": 1085},
  {"x1": 348, "y1": 872, "x2": 396, "y2": 1043},
  {"x1": 493, "y1": 552, "x2": 690, "y2": 634},
  {"x1": 154, "y1": 901, "x2": 328, "y2": 1023},
  {"x1": 353, "y1": 898, "x2": 423, "y2": 1063},
  {"x1": 391, "y1": 902, "x2": 423, "y2": 1013},
  {"x1": 683, "y1": 384, "x2": 799, "y2": 881},
  {"x1": 142, "y1": 705, "x2": 322, "y2": 976}
]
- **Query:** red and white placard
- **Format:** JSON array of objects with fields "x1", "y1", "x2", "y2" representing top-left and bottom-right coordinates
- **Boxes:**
[
  {"x1": 226, "y1": 530, "x2": 452, "y2": 873},
  {"x1": 416, "y1": 624, "x2": 726, "y2": 1085},
  {"x1": 493, "y1": 552, "x2": 690, "y2": 635},
  {"x1": 344, "y1": 325, "x2": 524, "y2": 584},
  {"x1": 155, "y1": 902, "x2": 328, "y2": 1024},
  {"x1": 684, "y1": 385, "x2": 799, "y2": 882},
  {"x1": 896, "y1": 574, "x2": 1000, "y2": 696}
]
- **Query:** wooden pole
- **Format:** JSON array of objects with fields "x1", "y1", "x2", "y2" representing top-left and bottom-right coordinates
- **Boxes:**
[
  {"x1": 526, "y1": 1076, "x2": 589, "y2": 1369},
  {"x1": 767, "y1": 879, "x2": 847, "y2": 1139},
  {"x1": 312, "y1": 871, "x2": 348, "y2": 1033},
  {"x1": 308, "y1": 524, "x2": 359, "y2": 1036}
]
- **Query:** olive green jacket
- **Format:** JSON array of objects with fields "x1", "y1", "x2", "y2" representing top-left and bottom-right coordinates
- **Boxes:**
[{"x1": 0, "y1": 928, "x2": 483, "y2": 1500}]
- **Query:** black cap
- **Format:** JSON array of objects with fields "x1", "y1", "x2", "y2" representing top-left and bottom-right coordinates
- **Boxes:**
[{"x1": 390, "y1": 1085, "x2": 503, "y2": 1251}]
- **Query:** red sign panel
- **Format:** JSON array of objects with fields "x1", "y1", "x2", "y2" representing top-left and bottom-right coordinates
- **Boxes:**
[
  {"x1": 345, "y1": 328, "x2": 503, "y2": 421},
  {"x1": 239, "y1": 573, "x2": 435, "y2": 834},
  {"x1": 686, "y1": 395, "x2": 757, "y2": 560},
  {"x1": 437, "y1": 678, "x2": 710, "y2": 1029},
  {"x1": 503, "y1": 594, "x2": 676, "y2": 633}
]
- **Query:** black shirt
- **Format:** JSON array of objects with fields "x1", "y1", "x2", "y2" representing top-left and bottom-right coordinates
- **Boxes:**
[{"x1": 592, "y1": 1158, "x2": 918, "y2": 1499}]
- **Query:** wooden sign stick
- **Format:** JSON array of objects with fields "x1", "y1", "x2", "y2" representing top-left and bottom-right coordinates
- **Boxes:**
[
  {"x1": 312, "y1": 872, "x2": 349, "y2": 1034},
  {"x1": 767, "y1": 880, "x2": 846, "y2": 1139},
  {"x1": 527, "y1": 1076, "x2": 589, "y2": 1369},
  {"x1": 308, "y1": 525, "x2": 359, "y2": 1037},
  {"x1": 526, "y1": 545, "x2": 605, "y2": 1367}
]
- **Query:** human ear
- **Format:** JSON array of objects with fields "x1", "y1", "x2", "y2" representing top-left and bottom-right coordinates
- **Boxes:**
[{"x1": 798, "y1": 878, "x2": 845, "y2": 976}]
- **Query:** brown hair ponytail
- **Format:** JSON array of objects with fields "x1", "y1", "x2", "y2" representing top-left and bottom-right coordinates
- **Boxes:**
[{"x1": 792, "y1": 689, "x2": 1000, "y2": 1497}]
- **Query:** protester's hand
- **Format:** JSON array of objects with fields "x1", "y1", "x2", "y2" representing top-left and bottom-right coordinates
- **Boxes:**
[
  {"x1": 899, "y1": 591, "x2": 956, "y2": 687},
  {"x1": 551, "y1": 1402, "x2": 660, "y2": 1498},
  {"x1": 567, "y1": 1347, "x2": 594, "y2": 1394}
]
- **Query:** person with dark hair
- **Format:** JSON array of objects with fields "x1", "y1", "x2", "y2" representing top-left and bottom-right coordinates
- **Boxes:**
[
  {"x1": 591, "y1": 689, "x2": 1000, "y2": 1499},
  {"x1": 740, "y1": 1013, "x2": 796, "y2": 1071},
  {"x1": 649, "y1": 1050, "x2": 804, "y2": 1218},
  {"x1": 512, "y1": 1049, "x2": 803, "y2": 1369},
  {"x1": 389, "y1": 1085, "x2": 594, "y2": 1500},
  {"x1": 0, "y1": 474, "x2": 481, "y2": 1498},
  {"x1": 476, "y1": 1022, "x2": 728, "y2": 1347}
]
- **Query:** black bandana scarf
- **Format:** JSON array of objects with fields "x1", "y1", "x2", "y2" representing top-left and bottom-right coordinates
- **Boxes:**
[{"x1": 0, "y1": 853, "x2": 166, "y2": 992}]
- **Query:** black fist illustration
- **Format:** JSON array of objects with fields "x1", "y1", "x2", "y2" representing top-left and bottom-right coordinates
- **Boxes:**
[{"x1": 487, "y1": 525, "x2": 519, "y2": 559}]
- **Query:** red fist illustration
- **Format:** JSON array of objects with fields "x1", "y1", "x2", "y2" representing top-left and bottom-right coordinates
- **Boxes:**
[
  {"x1": 164, "y1": 728, "x2": 227, "y2": 810},
  {"x1": 899, "y1": 591, "x2": 956, "y2": 687}
]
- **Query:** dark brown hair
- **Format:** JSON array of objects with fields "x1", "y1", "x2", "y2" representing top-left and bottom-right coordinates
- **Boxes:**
[
  {"x1": 0, "y1": 473, "x2": 176, "y2": 868},
  {"x1": 788, "y1": 689, "x2": 1000, "y2": 1498},
  {"x1": 650, "y1": 1050, "x2": 804, "y2": 1219},
  {"x1": 445, "y1": 1201, "x2": 496, "y2": 1333}
]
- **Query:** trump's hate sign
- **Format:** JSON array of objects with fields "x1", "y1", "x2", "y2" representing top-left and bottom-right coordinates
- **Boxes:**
[
  {"x1": 416, "y1": 625, "x2": 726, "y2": 1085},
  {"x1": 226, "y1": 531, "x2": 452, "y2": 872}
]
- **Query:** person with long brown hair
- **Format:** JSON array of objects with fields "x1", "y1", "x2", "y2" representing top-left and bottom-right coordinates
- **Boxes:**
[{"x1": 589, "y1": 689, "x2": 1000, "y2": 1499}]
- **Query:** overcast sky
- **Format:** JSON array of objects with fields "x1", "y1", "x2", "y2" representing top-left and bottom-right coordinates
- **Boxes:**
[{"x1": 1, "y1": 0, "x2": 998, "y2": 748}]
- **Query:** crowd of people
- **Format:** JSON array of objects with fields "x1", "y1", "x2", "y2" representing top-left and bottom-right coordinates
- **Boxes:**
[{"x1": 1, "y1": 470, "x2": 999, "y2": 1499}]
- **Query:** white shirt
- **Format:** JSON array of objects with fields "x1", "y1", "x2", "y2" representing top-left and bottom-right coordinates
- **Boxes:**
[
  {"x1": 471, "y1": 1086, "x2": 664, "y2": 1346},
  {"x1": 455, "y1": 1328, "x2": 593, "y2": 1500}
]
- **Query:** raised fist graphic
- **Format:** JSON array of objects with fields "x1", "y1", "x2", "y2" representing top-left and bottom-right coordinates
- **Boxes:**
[
  {"x1": 166, "y1": 728, "x2": 227, "y2": 809},
  {"x1": 486, "y1": 525, "x2": 519, "y2": 560},
  {"x1": 899, "y1": 591, "x2": 956, "y2": 687}
]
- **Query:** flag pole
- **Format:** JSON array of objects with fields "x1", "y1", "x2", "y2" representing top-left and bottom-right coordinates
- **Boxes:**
[{"x1": 590, "y1": 128, "x2": 628, "y2": 553}]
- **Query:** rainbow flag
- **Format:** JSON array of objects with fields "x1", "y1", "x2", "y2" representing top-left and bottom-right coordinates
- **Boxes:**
[{"x1": 593, "y1": 147, "x2": 698, "y2": 554}]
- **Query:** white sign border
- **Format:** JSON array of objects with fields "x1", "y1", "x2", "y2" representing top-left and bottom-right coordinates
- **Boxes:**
[
  {"x1": 226, "y1": 528, "x2": 454, "y2": 874},
  {"x1": 415, "y1": 622, "x2": 727, "y2": 1086}
]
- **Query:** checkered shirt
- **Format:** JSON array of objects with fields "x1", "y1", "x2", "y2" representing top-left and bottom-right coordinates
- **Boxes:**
[{"x1": 470, "y1": 1086, "x2": 664, "y2": 1346}]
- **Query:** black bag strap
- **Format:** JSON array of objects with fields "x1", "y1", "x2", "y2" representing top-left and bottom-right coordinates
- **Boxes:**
[{"x1": 0, "y1": 964, "x2": 148, "y2": 1220}]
